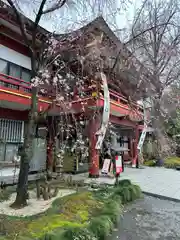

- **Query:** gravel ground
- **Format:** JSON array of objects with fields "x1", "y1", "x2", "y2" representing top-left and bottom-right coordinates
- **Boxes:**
[
  {"x1": 0, "y1": 189, "x2": 75, "y2": 217},
  {"x1": 110, "y1": 195, "x2": 180, "y2": 240}
]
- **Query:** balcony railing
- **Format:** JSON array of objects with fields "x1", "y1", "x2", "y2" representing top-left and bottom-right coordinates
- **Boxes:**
[
  {"x1": 108, "y1": 90, "x2": 143, "y2": 113},
  {"x1": 0, "y1": 73, "x2": 143, "y2": 114},
  {"x1": 0, "y1": 73, "x2": 31, "y2": 93}
]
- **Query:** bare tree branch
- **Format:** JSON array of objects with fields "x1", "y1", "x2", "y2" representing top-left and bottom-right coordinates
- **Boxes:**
[{"x1": 42, "y1": 0, "x2": 66, "y2": 14}]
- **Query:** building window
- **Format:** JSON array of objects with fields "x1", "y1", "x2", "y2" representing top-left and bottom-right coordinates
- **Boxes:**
[
  {"x1": 0, "y1": 118, "x2": 24, "y2": 143},
  {"x1": 9, "y1": 63, "x2": 21, "y2": 79},
  {"x1": 0, "y1": 59, "x2": 8, "y2": 74},
  {"x1": 21, "y1": 69, "x2": 31, "y2": 82},
  {"x1": 0, "y1": 58, "x2": 31, "y2": 82},
  {"x1": 0, "y1": 119, "x2": 24, "y2": 162}
]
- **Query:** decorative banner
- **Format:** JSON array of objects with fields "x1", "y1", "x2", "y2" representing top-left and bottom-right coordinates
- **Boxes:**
[
  {"x1": 95, "y1": 72, "x2": 110, "y2": 149},
  {"x1": 137, "y1": 124, "x2": 147, "y2": 151},
  {"x1": 101, "y1": 159, "x2": 111, "y2": 174},
  {"x1": 108, "y1": 162, "x2": 114, "y2": 178},
  {"x1": 115, "y1": 155, "x2": 123, "y2": 174}
]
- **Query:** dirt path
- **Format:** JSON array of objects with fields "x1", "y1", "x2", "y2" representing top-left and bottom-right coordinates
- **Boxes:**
[{"x1": 110, "y1": 195, "x2": 180, "y2": 240}]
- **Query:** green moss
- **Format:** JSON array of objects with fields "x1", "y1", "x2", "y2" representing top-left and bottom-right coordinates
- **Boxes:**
[
  {"x1": 28, "y1": 215, "x2": 86, "y2": 238},
  {"x1": 164, "y1": 157, "x2": 180, "y2": 168},
  {"x1": 26, "y1": 191, "x2": 100, "y2": 238}
]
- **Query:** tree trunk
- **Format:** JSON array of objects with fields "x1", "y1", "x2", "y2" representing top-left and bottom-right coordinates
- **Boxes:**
[
  {"x1": 151, "y1": 98, "x2": 174, "y2": 159},
  {"x1": 11, "y1": 87, "x2": 38, "y2": 208}
]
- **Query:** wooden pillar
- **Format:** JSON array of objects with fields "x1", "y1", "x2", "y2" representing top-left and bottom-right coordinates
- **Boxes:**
[
  {"x1": 132, "y1": 125, "x2": 139, "y2": 168},
  {"x1": 47, "y1": 139, "x2": 53, "y2": 172},
  {"x1": 130, "y1": 138, "x2": 133, "y2": 159},
  {"x1": 89, "y1": 117, "x2": 100, "y2": 178}
]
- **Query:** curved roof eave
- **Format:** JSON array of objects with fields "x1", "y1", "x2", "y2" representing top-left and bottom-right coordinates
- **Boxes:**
[{"x1": 55, "y1": 16, "x2": 154, "y2": 100}]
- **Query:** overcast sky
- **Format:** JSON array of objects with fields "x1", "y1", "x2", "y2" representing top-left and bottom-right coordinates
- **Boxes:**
[{"x1": 10, "y1": 0, "x2": 142, "y2": 37}]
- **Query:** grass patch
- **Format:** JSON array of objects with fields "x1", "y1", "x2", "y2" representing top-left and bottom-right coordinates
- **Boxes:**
[{"x1": 0, "y1": 180, "x2": 142, "y2": 240}]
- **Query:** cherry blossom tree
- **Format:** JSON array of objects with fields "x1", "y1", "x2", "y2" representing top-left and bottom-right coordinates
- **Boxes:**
[
  {"x1": 1, "y1": 0, "x2": 83, "y2": 208},
  {"x1": 1, "y1": 0, "x2": 130, "y2": 208}
]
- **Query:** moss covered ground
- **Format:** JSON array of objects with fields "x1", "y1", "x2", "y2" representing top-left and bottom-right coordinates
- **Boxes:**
[
  {"x1": 0, "y1": 180, "x2": 142, "y2": 240},
  {"x1": 164, "y1": 157, "x2": 180, "y2": 168},
  {"x1": 144, "y1": 157, "x2": 180, "y2": 168}
]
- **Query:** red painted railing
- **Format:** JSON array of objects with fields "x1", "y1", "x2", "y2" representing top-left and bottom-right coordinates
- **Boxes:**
[
  {"x1": 0, "y1": 73, "x2": 31, "y2": 93},
  {"x1": 0, "y1": 73, "x2": 143, "y2": 114}
]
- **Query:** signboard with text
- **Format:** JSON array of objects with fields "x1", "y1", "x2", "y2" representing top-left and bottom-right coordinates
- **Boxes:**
[
  {"x1": 137, "y1": 125, "x2": 147, "y2": 151},
  {"x1": 115, "y1": 156, "x2": 123, "y2": 174},
  {"x1": 101, "y1": 159, "x2": 111, "y2": 174}
]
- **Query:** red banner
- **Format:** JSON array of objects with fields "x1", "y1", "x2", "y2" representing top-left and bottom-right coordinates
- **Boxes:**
[{"x1": 115, "y1": 156, "x2": 123, "y2": 174}]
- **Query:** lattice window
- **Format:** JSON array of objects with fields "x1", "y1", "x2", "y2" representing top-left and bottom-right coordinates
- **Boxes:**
[{"x1": 0, "y1": 118, "x2": 24, "y2": 143}]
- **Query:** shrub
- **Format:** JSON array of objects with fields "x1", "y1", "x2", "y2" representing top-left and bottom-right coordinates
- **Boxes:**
[
  {"x1": 93, "y1": 186, "x2": 113, "y2": 200},
  {"x1": 128, "y1": 184, "x2": 142, "y2": 201},
  {"x1": 88, "y1": 215, "x2": 113, "y2": 240},
  {"x1": 118, "y1": 179, "x2": 132, "y2": 187},
  {"x1": 101, "y1": 200, "x2": 122, "y2": 224},
  {"x1": 39, "y1": 230, "x2": 65, "y2": 240},
  {"x1": 114, "y1": 183, "x2": 142, "y2": 204},
  {"x1": 63, "y1": 227, "x2": 98, "y2": 240},
  {"x1": 110, "y1": 192, "x2": 122, "y2": 203},
  {"x1": 144, "y1": 160, "x2": 157, "y2": 167},
  {"x1": 164, "y1": 157, "x2": 180, "y2": 168}
]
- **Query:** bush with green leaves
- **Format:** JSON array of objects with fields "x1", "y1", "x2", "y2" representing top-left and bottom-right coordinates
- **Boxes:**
[
  {"x1": 62, "y1": 227, "x2": 98, "y2": 240},
  {"x1": 164, "y1": 157, "x2": 180, "y2": 168},
  {"x1": 113, "y1": 180, "x2": 142, "y2": 204},
  {"x1": 118, "y1": 179, "x2": 132, "y2": 187},
  {"x1": 88, "y1": 215, "x2": 113, "y2": 240},
  {"x1": 39, "y1": 230, "x2": 65, "y2": 240},
  {"x1": 144, "y1": 160, "x2": 157, "y2": 167},
  {"x1": 101, "y1": 199, "x2": 122, "y2": 224}
]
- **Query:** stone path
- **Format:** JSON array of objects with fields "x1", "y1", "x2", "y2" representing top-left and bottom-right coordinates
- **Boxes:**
[
  {"x1": 120, "y1": 167, "x2": 180, "y2": 201},
  {"x1": 110, "y1": 195, "x2": 180, "y2": 240},
  {"x1": 71, "y1": 166, "x2": 180, "y2": 201},
  {"x1": 2, "y1": 165, "x2": 179, "y2": 201}
]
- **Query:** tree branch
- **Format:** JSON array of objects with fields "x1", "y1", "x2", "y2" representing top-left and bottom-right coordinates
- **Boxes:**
[{"x1": 42, "y1": 0, "x2": 66, "y2": 14}]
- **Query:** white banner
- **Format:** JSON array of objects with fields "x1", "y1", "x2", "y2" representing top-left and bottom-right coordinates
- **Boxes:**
[
  {"x1": 137, "y1": 124, "x2": 147, "y2": 150},
  {"x1": 95, "y1": 72, "x2": 110, "y2": 149},
  {"x1": 101, "y1": 159, "x2": 111, "y2": 174}
]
